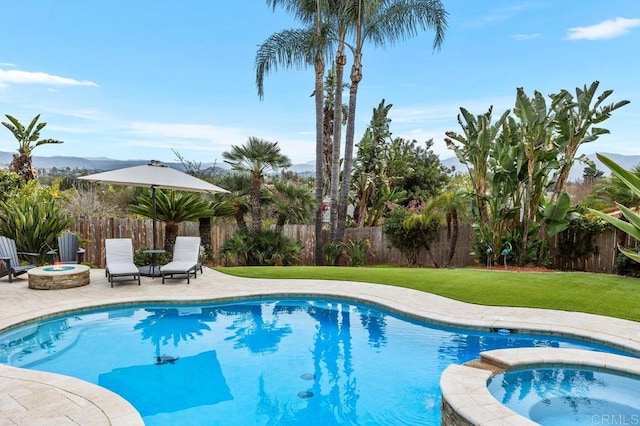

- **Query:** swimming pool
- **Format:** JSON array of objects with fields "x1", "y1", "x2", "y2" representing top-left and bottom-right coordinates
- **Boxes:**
[
  {"x1": 488, "y1": 367, "x2": 640, "y2": 425},
  {"x1": 0, "y1": 298, "x2": 632, "y2": 425}
]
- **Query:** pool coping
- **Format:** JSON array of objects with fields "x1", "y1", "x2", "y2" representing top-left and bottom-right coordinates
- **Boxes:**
[
  {"x1": 1, "y1": 268, "x2": 639, "y2": 425},
  {"x1": 440, "y1": 348, "x2": 640, "y2": 425}
]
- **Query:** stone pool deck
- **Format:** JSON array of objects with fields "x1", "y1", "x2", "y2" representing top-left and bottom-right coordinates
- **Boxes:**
[{"x1": 0, "y1": 267, "x2": 639, "y2": 425}]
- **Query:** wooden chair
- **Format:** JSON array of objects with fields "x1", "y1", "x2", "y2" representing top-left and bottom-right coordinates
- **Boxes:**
[
  {"x1": 48, "y1": 232, "x2": 85, "y2": 264},
  {"x1": 0, "y1": 236, "x2": 39, "y2": 283}
]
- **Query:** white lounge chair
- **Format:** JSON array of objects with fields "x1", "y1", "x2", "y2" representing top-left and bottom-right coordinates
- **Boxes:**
[
  {"x1": 105, "y1": 238, "x2": 141, "y2": 287},
  {"x1": 161, "y1": 237, "x2": 201, "y2": 284}
]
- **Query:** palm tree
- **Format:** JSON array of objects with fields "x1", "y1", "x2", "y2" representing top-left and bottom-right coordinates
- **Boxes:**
[
  {"x1": 211, "y1": 174, "x2": 253, "y2": 231},
  {"x1": 335, "y1": 0, "x2": 448, "y2": 242},
  {"x1": 130, "y1": 189, "x2": 212, "y2": 253},
  {"x1": 421, "y1": 187, "x2": 466, "y2": 267},
  {"x1": 2, "y1": 114, "x2": 63, "y2": 181},
  {"x1": 270, "y1": 180, "x2": 318, "y2": 233},
  {"x1": 222, "y1": 137, "x2": 291, "y2": 233},
  {"x1": 589, "y1": 168, "x2": 640, "y2": 210},
  {"x1": 258, "y1": 1, "x2": 447, "y2": 254},
  {"x1": 257, "y1": 0, "x2": 332, "y2": 264}
]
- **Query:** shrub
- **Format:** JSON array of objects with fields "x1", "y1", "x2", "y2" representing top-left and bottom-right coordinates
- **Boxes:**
[
  {"x1": 323, "y1": 241, "x2": 343, "y2": 266},
  {"x1": 343, "y1": 239, "x2": 370, "y2": 267},
  {"x1": 382, "y1": 205, "x2": 424, "y2": 266},
  {"x1": 614, "y1": 250, "x2": 640, "y2": 277},
  {"x1": 0, "y1": 186, "x2": 72, "y2": 261},
  {"x1": 133, "y1": 247, "x2": 171, "y2": 267},
  {"x1": 220, "y1": 229, "x2": 302, "y2": 266}
]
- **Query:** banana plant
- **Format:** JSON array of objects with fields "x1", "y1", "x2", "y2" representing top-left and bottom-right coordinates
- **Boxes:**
[
  {"x1": 550, "y1": 82, "x2": 630, "y2": 201},
  {"x1": 445, "y1": 106, "x2": 509, "y2": 223},
  {"x1": 445, "y1": 106, "x2": 510, "y2": 261},
  {"x1": 2, "y1": 114, "x2": 64, "y2": 181},
  {"x1": 542, "y1": 192, "x2": 579, "y2": 237}
]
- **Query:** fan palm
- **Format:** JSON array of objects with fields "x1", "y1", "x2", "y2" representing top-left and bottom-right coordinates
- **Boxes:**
[
  {"x1": 210, "y1": 173, "x2": 252, "y2": 230},
  {"x1": 222, "y1": 137, "x2": 291, "y2": 233},
  {"x1": 270, "y1": 180, "x2": 318, "y2": 233},
  {"x1": 2, "y1": 114, "x2": 63, "y2": 181},
  {"x1": 588, "y1": 166, "x2": 640, "y2": 210}
]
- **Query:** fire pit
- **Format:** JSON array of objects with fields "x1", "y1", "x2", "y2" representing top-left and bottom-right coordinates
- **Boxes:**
[{"x1": 28, "y1": 264, "x2": 90, "y2": 290}]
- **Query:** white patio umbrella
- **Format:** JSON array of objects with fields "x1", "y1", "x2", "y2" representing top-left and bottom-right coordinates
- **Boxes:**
[{"x1": 78, "y1": 160, "x2": 229, "y2": 251}]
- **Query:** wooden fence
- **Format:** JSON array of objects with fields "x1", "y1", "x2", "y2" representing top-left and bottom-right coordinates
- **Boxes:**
[
  {"x1": 69, "y1": 216, "x2": 627, "y2": 273},
  {"x1": 549, "y1": 227, "x2": 633, "y2": 273},
  {"x1": 69, "y1": 217, "x2": 476, "y2": 269}
]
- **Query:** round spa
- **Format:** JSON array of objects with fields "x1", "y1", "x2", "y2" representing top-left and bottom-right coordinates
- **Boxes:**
[
  {"x1": 488, "y1": 366, "x2": 640, "y2": 425},
  {"x1": 440, "y1": 347, "x2": 640, "y2": 425},
  {"x1": 27, "y1": 264, "x2": 90, "y2": 289}
]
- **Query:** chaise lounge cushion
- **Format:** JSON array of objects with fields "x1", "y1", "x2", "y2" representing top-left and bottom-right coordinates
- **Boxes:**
[
  {"x1": 105, "y1": 238, "x2": 140, "y2": 287},
  {"x1": 161, "y1": 236, "x2": 201, "y2": 284}
]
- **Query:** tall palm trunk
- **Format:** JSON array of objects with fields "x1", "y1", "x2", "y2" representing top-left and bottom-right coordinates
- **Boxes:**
[
  {"x1": 336, "y1": 49, "x2": 362, "y2": 242},
  {"x1": 164, "y1": 222, "x2": 180, "y2": 253},
  {"x1": 322, "y1": 95, "x2": 334, "y2": 196},
  {"x1": 313, "y1": 0, "x2": 326, "y2": 265},
  {"x1": 11, "y1": 154, "x2": 36, "y2": 181},
  {"x1": 445, "y1": 211, "x2": 459, "y2": 268},
  {"x1": 250, "y1": 174, "x2": 262, "y2": 232},
  {"x1": 235, "y1": 204, "x2": 249, "y2": 231},
  {"x1": 329, "y1": 31, "x2": 347, "y2": 242},
  {"x1": 199, "y1": 217, "x2": 212, "y2": 261},
  {"x1": 275, "y1": 213, "x2": 287, "y2": 234}
]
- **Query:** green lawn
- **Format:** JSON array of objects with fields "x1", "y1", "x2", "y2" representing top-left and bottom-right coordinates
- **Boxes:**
[{"x1": 215, "y1": 266, "x2": 640, "y2": 322}]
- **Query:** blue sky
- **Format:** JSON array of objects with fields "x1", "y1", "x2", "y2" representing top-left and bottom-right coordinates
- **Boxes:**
[{"x1": 1, "y1": 1, "x2": 639, "y2": 166}]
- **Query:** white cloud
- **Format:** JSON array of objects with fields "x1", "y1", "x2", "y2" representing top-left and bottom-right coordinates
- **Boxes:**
[
  {"x1": 126, "y1": 122, "x2": 245, "y2": 142},
  {"x1": 511, "y1": 33, "x2": 541, "y2": 41},
  {"x1": 0, "y1": 69, "x2": 98, "y2": 87},
  {"x1": 0, "y1": 62, "x2": 16, "y2": 67},
  {"x1": 566, "y1": 17, "x2": 640, "y2": 40},
  {"x1": 463, "y1": 4, "x2": 533, "y2": 27}
]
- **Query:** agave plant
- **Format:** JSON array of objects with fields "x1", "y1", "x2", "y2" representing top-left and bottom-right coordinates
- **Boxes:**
[{"x1": 0, "y1": 189, "x2": 73, "y2": 261}]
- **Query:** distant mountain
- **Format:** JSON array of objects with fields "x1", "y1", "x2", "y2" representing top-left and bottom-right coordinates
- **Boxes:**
[
  {"x1": 0, "y1": 151, "x2": 226, "y2": 174},
  {"x1": 2, "y1": 151, "x2": 640, "y2": 181}
]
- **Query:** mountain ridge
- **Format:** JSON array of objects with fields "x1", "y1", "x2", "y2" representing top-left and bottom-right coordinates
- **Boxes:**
[{"x1": 2, "y1": 151, "x2": 639, "y2": 181}]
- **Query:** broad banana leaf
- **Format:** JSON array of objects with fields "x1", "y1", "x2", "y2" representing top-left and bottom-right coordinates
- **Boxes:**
[
  {"x1": 543, "y1": 192, "x2": 571, "y2": 222},
  {"x1": 619, "y1": 246, "x2": 640, "y2": 263},
  {"x1": 597, "y1": 153, "x2": 640, "y2": 199},
  {"x1": 589, "y1": 208, "x2": 640, "y2": 241}
]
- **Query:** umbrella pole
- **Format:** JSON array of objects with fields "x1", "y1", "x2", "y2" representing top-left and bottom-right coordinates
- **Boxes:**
[{"x1": 152, "y1": 186, "x2": 157, "y2": 250}]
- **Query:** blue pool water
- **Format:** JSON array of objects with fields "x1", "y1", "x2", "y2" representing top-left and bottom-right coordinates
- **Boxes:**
[
  {"x1": 0, "y1": 298, "x2": 633, "y2": 425},
  {"x1": 488, "y1": 367, "x2": 640, "y2": 425}
]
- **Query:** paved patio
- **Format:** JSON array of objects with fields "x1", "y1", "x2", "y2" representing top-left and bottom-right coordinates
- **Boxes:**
[{"x1": 0, "y1": 268, "x2": 639, "y2": 425}]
